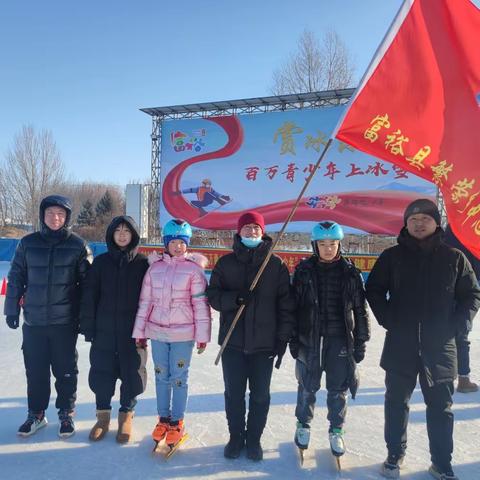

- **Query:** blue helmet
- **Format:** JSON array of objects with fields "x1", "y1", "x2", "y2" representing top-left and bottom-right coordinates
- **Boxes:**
[
  {"x1": 163, "y1": 218, "x2": 192, "y2": 247},
  {"x1": 311, "y1": 221, "x2": 344, "y2": 241}
]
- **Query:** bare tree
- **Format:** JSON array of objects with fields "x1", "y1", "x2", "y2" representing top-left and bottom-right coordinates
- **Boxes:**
[
  {"x1": 271, "y1": 29, "x2": 355, "y2": 95},
  {"x1": 2, "y1": 125, "x2": 65, "y2": 229},
  {"x1": 0, "y1": 164, "x2": 10, "y2": 226}
]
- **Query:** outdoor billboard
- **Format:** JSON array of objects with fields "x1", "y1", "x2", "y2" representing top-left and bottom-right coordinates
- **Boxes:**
[{"x1": 159, "y1": 106, "x2": 435, "y2": 234}]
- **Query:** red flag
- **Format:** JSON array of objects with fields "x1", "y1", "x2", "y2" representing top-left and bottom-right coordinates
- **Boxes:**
[{"x1": 335, "y1": 0, "x2": 480, "y2": 259}]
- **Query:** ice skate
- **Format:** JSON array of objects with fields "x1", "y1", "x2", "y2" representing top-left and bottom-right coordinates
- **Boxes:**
[
  {"x1": 294, "y1": 421, "x2": 310, "y2": 465},
  {"x1": 329, "y1": 428, "x2": 345, "y2": 470},
  {"x1": 164, "y1": 419, "x2": 188, "y2": 459},
  {"x1": 152, "y1": 417, "x2": 170, "y2": 452}
]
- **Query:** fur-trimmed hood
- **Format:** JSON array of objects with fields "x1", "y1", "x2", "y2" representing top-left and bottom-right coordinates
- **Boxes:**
[{"x1": 147, "y1": 251, "x2": 209, "y2": 269}]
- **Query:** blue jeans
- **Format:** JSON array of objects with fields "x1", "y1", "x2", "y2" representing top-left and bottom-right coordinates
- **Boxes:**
[{"x1": 151, "y1": 340, "x2": 194, "y2": 421}]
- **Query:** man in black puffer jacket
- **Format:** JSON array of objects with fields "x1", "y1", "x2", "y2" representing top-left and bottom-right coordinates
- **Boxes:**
[
  {"x1": 366, "y1": 199, "x2": 480, "y2": 480},
  {"x1": 4, "y1": 195, "x2": 91, "y2": 438},
  {"x1": 290, "y1": 221, "x2": 370, "y2": 458},
  {"x1": 207, "y1": 211, "x2": 295, "y2": 462},
  {"x1": 80, "y1": 215, "x2": 149, "y2": 444}
]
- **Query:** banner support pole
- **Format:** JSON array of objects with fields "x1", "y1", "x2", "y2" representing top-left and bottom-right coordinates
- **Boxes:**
[{"x1": 214, "y1": 137, "x2": 334, "y2": 365}]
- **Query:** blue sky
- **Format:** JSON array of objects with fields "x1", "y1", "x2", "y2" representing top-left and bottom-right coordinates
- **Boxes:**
[{"x1": 1, "y1": 0, "x2": 475, "y2": 186}]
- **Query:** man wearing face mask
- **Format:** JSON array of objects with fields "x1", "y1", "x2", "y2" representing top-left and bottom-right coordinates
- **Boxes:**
[{"x1": 207, "y1": 211, "x2": 295, "y2": 462}]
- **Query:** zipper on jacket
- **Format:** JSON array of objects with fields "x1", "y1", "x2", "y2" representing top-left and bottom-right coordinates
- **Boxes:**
[
  {"x1": 418, "y1": 322, "x2": 422, "y2": 357},
  {"x1": 319, "y1": 336, "x2": 324, "y2": 369},
  {"x1": 46, "y1": 245, "x2": 54, "y2": 325}
]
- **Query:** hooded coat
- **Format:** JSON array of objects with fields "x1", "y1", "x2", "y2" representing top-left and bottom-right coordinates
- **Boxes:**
[
  {"x1": 4, "y1": 195, "x2": 91, "y2": 327},
  {"x1": 80, "y1": 216, "x2": 149, "y2": 400},
  {"x1": 366, "y1": 227, "x2": 480, "y2": 385}
]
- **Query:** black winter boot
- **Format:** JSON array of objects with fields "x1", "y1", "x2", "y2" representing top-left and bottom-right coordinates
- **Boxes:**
[
  {"x1": 246, "y1": 438, "x2": 263, "y2": 461},
  {"x1": 224, "y1": 433, "x2": 245, "y2": 459}
]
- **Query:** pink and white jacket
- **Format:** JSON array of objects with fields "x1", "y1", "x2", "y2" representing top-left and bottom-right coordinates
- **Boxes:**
[{"x1": 132, "y1": 252, "x2": 211, "y2": 343}]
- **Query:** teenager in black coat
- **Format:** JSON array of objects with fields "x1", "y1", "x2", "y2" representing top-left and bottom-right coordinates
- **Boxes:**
[
  {"x1": 4, "y1": 194, "x2": 91, "y2": 438},
  {"x1": 80, "y1": 215, "x2": 149, "y2": 443},
  {"x1": 291, "y1": 221, "x2": 370, "y2": 458}
]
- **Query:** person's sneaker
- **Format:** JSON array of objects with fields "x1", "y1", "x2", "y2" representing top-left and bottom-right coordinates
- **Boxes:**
[
  {"x1": 17, "y1": 411, "x2": 47, "y2": 437},
  {"x1": 246, "y1": 439, "x2": 263, "y2": 461},
  {"x1": 329, "y1": 428, "x2": 345, "y2": 456},
  {"x1": 152, "y1": 416, "x2": 170, "y2": 443},
  {"x1": 224, "y1": 433, "x2": 245, "y2": 459},
  {"x1": 381, "y1": 454, "x2": 405, "y2": 479},
  {"x1": 165, "y1": 419, "x2": 185, "y2": 447},
  {"x1": 428, "y1": 463, "x2": 459, "y2": 480},
  {"x1": 294, "y1": 421, "x2": 310, "y2": 450},
  {"x1": 58, "y1": 410, "x2": 75, "y2": 438},
  {"x1": 456, "y1": 375, "x2": 479, "y2": 393}
]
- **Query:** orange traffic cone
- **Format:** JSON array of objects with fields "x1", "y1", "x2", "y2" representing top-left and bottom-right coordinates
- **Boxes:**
[{"x1": 0, "y1": 278, "x2": 6, "y2": 296}]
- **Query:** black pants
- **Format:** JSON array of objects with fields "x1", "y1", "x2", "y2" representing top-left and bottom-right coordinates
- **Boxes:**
[
  {"x1": 22, "y1": 324, "x2": 78, "y2": 413},
  {"x1": 385, "y1": 368, "x2": 454, "y2": 472},
  {"x1": 89, "y1": 345, "x2": 147, "y2": 412},
  {"x1": 456, "y1": 330, "x2": 470, "y2": 376},
  {"x1": 295, "y1": 336, "x2": 349, "y2": 429},
  {"x1": 221, "y1": 348, "x2": 274, "y2": 442}
]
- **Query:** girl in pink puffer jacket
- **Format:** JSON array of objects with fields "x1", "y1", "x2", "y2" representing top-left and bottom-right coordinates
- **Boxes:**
[{"x1": 132, "y1": 219, "x2": 211, "y2": 450}]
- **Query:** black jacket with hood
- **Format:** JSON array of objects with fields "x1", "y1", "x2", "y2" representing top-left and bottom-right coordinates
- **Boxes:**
[
  {"x1": 79, "y1": 215, "x2": 149, "y2": 352},
  {"x1": 4, "y1": 195, "x2": 91, "y2": 327},
  {"x1": 366, "y1": 227, "x2": 480, "y2": 385},
  {"x1": 207, "y1": 234, "x2": 295, "y2": 354}
]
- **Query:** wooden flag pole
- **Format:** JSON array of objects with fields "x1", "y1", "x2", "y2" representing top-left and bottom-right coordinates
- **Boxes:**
[{"x1": 214, "y1": 138, "x2": 334, "y2": 365}]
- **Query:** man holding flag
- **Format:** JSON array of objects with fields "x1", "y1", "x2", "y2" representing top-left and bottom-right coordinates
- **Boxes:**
[
  {"x1": 365, "y1": 199, "x2": 480, "y2": 479},
  {"x1": 332, "y1": 0, "x2": 480, "y2": 477}
]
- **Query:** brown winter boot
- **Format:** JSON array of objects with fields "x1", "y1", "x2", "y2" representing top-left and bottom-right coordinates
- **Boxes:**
[
  {"x1": 89, "y1": 410, "x2": 111, "y2": 441},
  {"x1": 116, "y1": 411, "x2": 134, "y2": 443},
  {"x1": 457, "y1": 376, "x2": 479, "y2": 393}
]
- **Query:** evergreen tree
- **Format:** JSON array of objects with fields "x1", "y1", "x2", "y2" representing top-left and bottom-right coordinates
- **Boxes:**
[
  {"x1": 95, "y1": 190, "x2": 113, "y2": 221},
  {"x1": 77, "y1": 199, "x2": 95, "y2": 226}
]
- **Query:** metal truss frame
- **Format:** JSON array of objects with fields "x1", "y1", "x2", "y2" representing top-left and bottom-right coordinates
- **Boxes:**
[{"x1": 142, "y1": 88, "x2": 355, "y2": 243}]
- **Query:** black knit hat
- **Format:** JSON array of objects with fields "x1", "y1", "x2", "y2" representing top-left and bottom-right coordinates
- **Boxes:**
[{"x1": 403, "y1": 198, "x2": 441, "y2": 225}]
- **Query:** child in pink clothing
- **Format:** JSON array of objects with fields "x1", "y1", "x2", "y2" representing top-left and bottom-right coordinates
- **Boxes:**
[{"x1": 132, "y1": 219, "x2": 211, "y2": 449}]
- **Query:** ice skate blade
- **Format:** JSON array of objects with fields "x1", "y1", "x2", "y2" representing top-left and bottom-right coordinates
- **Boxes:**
[
  {"x1": 165, "y1": 433, "x2": 189, "y2": 459},
  {"x1": 298, "y1": 447, "x2": 306, "y2": 466}
]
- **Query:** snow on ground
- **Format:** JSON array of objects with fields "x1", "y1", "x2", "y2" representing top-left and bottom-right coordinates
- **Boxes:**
[{"x1": 0, "y1": 261, "x2": 479, "y2": 479}]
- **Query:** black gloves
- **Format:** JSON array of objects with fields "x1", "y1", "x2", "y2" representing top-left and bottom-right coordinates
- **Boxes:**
[
  {"x1": 6, "y1": 315, "x2": 20, "y2": 329},
  {"x1": 236, "y1": 289, "x2": 253, "y2": 306},
  {"x1": 353, "y1": 342, "x2": 366, "y2": 363},
  {"x1": 274, "y1": 340, "x2": 288, "y2": 369},
  {"x1": 83, "y1": 333, "x2": 94, "y2": 343}
]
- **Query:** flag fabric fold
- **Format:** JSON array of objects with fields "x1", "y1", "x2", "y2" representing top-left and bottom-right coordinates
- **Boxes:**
[{"x1": 335, "y1": 0, "x2": 480, "y2": 259}]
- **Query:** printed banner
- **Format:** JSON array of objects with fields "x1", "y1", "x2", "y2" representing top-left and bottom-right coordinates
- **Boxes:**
[{"x1": 160, "y1": 107, "x2": 434, "y2": 234}]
